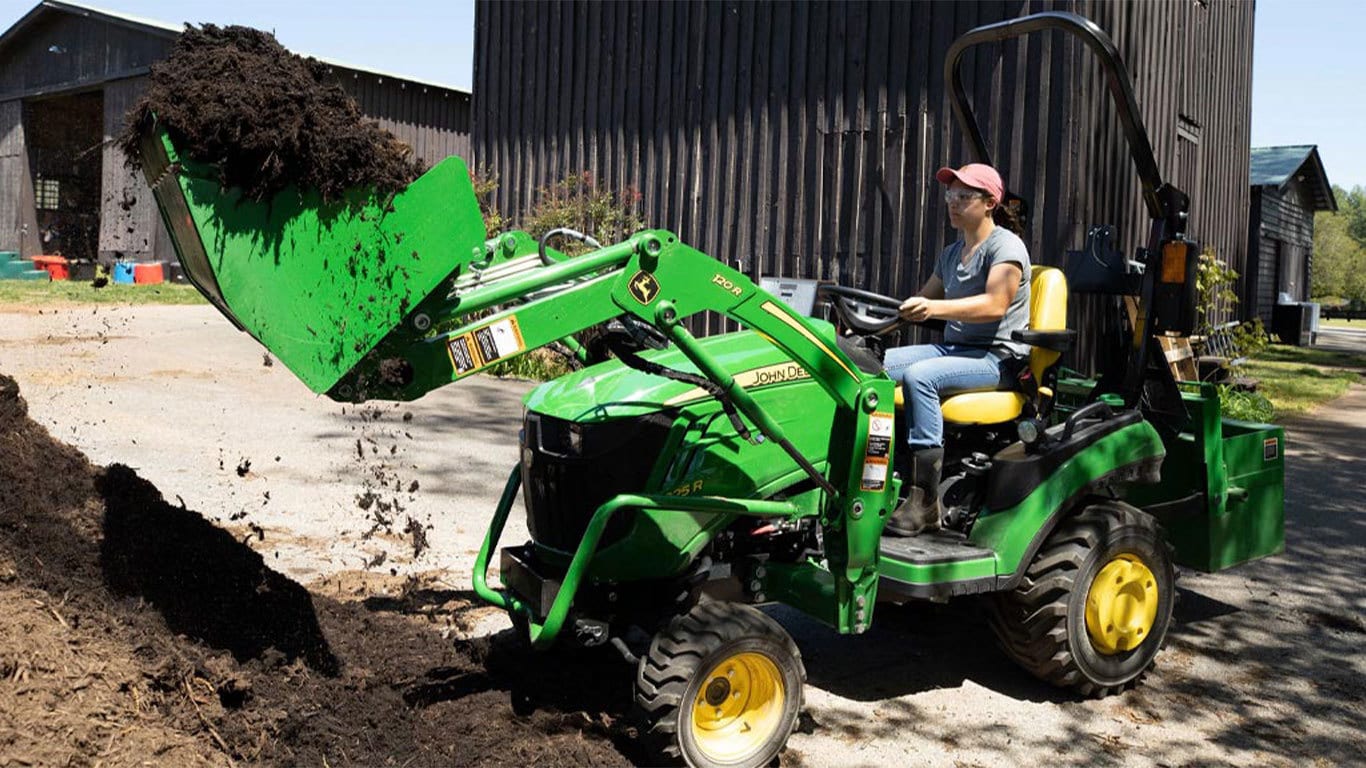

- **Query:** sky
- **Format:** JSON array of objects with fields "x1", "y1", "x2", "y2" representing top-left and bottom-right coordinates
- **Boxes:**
[
  {"x1": 0, "y1": 0, "x2": 478, "y2": 89},
  {"x1": 0, "y1": 0, "x2": 1358, "y2": 189},
  {"x1": 1251, "y1": 0, "x2": 1365, "y2": 191}
]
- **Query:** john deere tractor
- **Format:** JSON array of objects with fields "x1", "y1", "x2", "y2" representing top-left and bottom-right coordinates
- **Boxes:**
[{"x1": 138, "y1": 12, "x2": 1285, "y2": 768}]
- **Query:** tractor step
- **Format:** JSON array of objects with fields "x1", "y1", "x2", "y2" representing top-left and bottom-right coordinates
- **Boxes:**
[
  {"x1": 877, "y1": 529, "x2": 1000, "y2": 601},
  {"x1": 879, "y1": 529, "x2": 995, "y2": 564}
]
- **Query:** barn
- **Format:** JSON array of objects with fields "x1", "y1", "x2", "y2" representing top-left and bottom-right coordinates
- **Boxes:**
[
  {"x1": 1246, "y1": 145, "x2": 1335, "y2": 344},
  {"x1": 473, "y1": 0, "x2": 1255, "y2": 364},
  {"x1": 0, "y1": 0, "x2": 471, "y2": 268}
]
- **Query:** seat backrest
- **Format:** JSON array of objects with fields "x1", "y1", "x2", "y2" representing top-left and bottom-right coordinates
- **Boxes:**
[{"x1": 1028, "y1": 265, "x2": 1068, "y2": 381}]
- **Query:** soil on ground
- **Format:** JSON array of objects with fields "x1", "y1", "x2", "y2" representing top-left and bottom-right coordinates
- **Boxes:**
[
  {"x1": 118, "y1": 24, "x2": 422, "y2": 202},
  {"x1": 0, "y1": 373, "x2": 633, "y2": 767}
]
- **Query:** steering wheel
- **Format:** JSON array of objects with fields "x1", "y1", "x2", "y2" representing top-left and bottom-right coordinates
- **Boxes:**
[
  {"x1": 821, "y1": 285, "x2": 909, "y2": 335},
  {"x1": 820, "y1": 285, "x2": 948, "y2": 336}
]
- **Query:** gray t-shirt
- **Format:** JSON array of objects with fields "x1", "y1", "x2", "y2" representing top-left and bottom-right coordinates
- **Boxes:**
[{"x1": 933, "y1": 227, "x2": 1031, "y2": 358}]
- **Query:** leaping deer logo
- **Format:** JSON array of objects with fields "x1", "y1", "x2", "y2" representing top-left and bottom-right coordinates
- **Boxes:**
[{"x1": 628, "y1": 271, "x2": 660, "y2": 304}]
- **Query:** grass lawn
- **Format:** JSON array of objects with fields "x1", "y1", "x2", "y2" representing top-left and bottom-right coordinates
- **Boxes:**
[
  {"x1": 1319, "y1": 317, "x2": 1366, "y2": 329},
  {"x1": 1242, "y1": 344, "x2": 1366, "y2": 417},
  {"x1": 0, "y1": 280, "x2": 205, "y2": 307}
]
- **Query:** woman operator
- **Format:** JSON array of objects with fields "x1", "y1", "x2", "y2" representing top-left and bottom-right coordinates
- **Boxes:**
[{"x1": 884, "y1": 163, "x2": 1031, "y2": 536}]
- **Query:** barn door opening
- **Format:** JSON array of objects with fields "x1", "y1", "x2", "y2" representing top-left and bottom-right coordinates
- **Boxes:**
[{"x1": 23, "y1": 91, "x2": 103, "y2": 264}]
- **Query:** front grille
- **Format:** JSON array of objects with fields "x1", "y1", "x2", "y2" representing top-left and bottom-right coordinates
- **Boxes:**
[{"x1": 521, "y1": 411, "x2": 675, "y2": 553}]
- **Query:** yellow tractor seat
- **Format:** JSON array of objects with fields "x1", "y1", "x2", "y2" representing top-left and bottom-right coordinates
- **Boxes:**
[{"x1": 891, "y1": 265, "x2": 1070, "y2": 426}]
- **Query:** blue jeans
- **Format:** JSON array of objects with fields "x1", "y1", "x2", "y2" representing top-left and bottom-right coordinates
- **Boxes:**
[{"x1": 883, "y1": 344, "x2": 1009, "y2": 449}]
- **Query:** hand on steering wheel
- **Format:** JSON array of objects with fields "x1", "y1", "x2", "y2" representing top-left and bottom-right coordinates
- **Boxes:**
[{"x1": 898, "y1": 296, "x2": 935, "y2": 323}]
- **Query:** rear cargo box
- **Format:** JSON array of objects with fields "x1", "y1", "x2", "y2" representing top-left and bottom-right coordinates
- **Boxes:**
[{"x1": 1057, "y1": 379, "x2": 1285, "y2": 572}]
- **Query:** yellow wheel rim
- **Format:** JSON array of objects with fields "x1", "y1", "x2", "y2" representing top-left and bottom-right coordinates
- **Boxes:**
[
  {"x1": 1085, "y1": 553, "x2": 1160, "y2": 655},
  {"x1": 689, "y1": 651, "x2": 786, "y2": 763}
]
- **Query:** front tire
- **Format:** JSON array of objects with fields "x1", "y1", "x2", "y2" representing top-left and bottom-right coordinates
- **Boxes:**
[
  {"x1": 989, "y1": 500, "x2": 1175, "y2": 697},
  {"x1": 635, "y1": 602, "x2": 805, "y2": 768}
]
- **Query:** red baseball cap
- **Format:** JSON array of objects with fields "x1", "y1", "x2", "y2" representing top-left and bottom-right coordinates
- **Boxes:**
[{"x1": 936, "y1": 163, "x2": 1005, "y2": 203}]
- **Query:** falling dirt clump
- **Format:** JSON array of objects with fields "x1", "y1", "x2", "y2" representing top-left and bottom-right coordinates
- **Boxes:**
[
  {"x1": 118, "y1": 24, "x2": 422, "y2": 202},
  {"x1": 0, "y1": 372, "x2": 631, "y2": 767}
]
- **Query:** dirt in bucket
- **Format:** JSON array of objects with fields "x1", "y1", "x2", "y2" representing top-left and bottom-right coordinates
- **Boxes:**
[
  {"x1": 117, "y1": 24, "x2": 422, "y2": 203},
  {"x1": 0, "y1": 373, "x2": 635, "y2": 767}
]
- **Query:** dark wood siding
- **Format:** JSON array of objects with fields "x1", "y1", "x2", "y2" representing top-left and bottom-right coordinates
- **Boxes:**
[
  {"x1": 0, "y1": 99, "x2": 38, "y2": 255},
  {"x1": 334, "y1": 69, "x2": 472, "y2": 168},
  {"x1": 0, "y1": 12, "x2": 172, "y2": 99},
  {"x1": 1248, "y1": 182, "x2": 1316, "y2": 322},
  {"x1": 473, "y1": 0, "x2": 1255, "y2": 369},
  {"x1": 0, "y1": 7, "x2": 472, "y2": 264},
  {"x1": 99, "y1": 75, "x2": 169, "y2": 261}
]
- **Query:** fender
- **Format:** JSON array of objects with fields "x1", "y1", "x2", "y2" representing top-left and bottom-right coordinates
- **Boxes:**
[{"x1": 968, "y1": 410, "x2": 1165, "y2": 589}]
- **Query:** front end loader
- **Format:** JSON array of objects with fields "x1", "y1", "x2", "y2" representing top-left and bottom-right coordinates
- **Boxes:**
[{"x1": 138, "y1": 12, "x2": 1283, "y2": 768}]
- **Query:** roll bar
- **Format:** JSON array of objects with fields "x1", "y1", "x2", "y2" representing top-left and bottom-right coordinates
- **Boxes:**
[{"x1": 944, "y1": 11, "x2": 1182, "y2": 230}]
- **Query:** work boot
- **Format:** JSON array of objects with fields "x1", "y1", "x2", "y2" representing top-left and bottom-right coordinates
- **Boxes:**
[{"x1": 885, "y1": 447, "x2": 944, "y2": 537}]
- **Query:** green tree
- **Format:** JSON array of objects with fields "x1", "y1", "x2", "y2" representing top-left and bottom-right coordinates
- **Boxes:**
[
  {"x1": 1312, "y1": 207, "x2": 1355, "y2": 299},
  {"x1": 1312, "y1": 186, "x2": 1366, "y2": 303},
  {"x1": 1341, "y1": 185, "x2": 1366, "y2": 246}
]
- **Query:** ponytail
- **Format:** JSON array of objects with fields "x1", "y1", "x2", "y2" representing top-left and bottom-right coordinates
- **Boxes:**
[{"x1": 992, "y1": 200, "x2": 1025, "y2": 235}]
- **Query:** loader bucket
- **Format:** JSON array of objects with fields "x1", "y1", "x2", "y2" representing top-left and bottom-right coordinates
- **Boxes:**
[{"x1": 136, "y1": 124, "x2": 487, "y2": 394}]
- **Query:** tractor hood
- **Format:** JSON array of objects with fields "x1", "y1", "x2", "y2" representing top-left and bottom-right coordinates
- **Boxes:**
[{"x1": 524, "y1": 322, "x2": 841, "y2": 422}]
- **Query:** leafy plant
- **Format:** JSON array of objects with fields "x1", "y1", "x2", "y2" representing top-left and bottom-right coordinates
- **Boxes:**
[
  {"x1": 1217, "y1": 384, "x2": 1275, "y2": 422},
  {"x1": 522, "y1": 171, "x2": 645, "y2": 251},
  {"x1": 1230, "y1": 317, "x2": 1269, "y2": 360},
  {"x1": 463, "y1": 171, "x2": 646, "y2": 380},
  {"x1": 469, "y1": 165, "x2": 506, "y2": 238},
  {"x1": 1192, "y1": 250, "x2": 1277, "y2": 420},
  {"x1": 1195, "y1": 248, "x2": 1240, "y2": 336}
]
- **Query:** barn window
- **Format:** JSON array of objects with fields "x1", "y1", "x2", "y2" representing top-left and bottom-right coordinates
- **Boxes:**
[{"x1": 35, "y1": 177, "x2": 60, "y2": 210}]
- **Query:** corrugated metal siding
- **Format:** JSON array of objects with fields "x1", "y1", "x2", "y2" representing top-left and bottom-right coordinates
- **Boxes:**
[{"x1": 473, "y1": 0, "x2": 1255, "y2": 369}]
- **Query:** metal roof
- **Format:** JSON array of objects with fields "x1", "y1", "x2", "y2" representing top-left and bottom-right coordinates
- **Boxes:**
[
  {"x1": 0, "y1": 0, "x2": 471, "y2": 96},
  {"x1": 1249, "y1": 144, "x2": 1337, "y2": 212}
]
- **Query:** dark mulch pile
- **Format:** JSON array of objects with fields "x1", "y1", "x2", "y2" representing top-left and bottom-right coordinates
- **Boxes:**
[
  {"x1": 118, "y1": 24, "x2": 422, "y2": 202},
  {"x1": 0, "y1": 373, "x2": 632, "y2": 767}
]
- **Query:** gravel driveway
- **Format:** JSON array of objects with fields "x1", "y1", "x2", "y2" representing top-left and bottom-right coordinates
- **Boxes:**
[{"x1": 3, "y1": 302, "x2": 1361, "y2": 767}]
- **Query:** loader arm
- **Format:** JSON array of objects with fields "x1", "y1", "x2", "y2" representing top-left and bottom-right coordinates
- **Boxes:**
[
  {"x1": 348, "y1": 230, "x2": 896, "y2": 597},
  {"x1": 138, "y1": 125, "x2": 896, "y2": 633}
]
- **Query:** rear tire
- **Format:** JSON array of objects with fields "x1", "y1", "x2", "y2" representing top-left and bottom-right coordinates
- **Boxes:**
[
  {"x1": 635, "y1": 602, "x2": 805, "y2": 768},
  {"x1": 988, "y1": 500, "x2": 1175, "y2": 697}
]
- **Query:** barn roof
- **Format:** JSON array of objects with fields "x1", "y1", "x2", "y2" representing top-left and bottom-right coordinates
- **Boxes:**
[
  {"x1": 1249, "y1": 144, "x2": 1337, "y2": 212},
  {"x1": 0, "y1": 0, "x2": 471, "y2": 95}
]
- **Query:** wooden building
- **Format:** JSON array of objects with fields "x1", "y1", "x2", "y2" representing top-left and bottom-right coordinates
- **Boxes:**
[
  {"x1": 1246, "y1": 145, "x2": 1335, "y2": 327},
  {"x1": 0, "y1": 0, "x2": 472, "y2": 265},
  {"x1": 473, "y1": 0, "x2": 1255, "y2": 365}
]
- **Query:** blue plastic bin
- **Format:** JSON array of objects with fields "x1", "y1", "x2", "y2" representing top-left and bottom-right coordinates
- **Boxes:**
[{"x1": 112, "y1": 262, "x2": 135, "y2": 284}]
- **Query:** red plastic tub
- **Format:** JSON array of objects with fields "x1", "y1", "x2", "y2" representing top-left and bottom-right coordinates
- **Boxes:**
[
  {"x1": 133, "y1": 262, "x2": 164, "y2": 284},
  {"x1": 31, "y1": 255, "x2": 69, "y2": 280}
]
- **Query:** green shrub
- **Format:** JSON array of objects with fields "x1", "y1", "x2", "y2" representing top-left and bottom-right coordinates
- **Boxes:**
[
  {"x1": 1231, "y1": 317, "x2": 1269, "y2": 360},
  {"x1": 522, "y1": 171, "x2": 645, "y2": 251},
  {"x1": 464, "y1": 171, "x2": 646, "y2": 381},
  {"x1": 1218, "y1": 384, "x2": 1275, "y2": 422},
  {"x1": 1195, "y1": 249, "x2": 1240, "y2": 336},
  {"x1": 469, "y1": 165, "x2": 506, "y2": 238}
]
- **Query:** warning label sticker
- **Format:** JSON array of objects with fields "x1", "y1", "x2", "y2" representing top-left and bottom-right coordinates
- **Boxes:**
[
  {"x1": 861, "y1": 411, "x2": 895, "y2": 491},
  {"x1": 447, "y1": 316, "x2": 526, "y2": 376},
  {"x1": 1263, "y1": 437, "x2": 1279, "y2": 462},
  {"x1": 473, "y1": 317, "x2": 525, "y2": 365},
  {"x1": 447, "y1": 335, "x2": 479, "y2": 375},
  {"x1": 861, "y1": 460, "x2": 889, "y2": 490},
  {"x1": 868, "y1": 413, "x2": 894, "y2": 440}
]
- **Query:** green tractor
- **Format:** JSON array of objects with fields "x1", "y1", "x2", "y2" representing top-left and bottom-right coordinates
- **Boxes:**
[{"x1": 138, "y1": 12, "x2": 1284, "y2": 768}]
